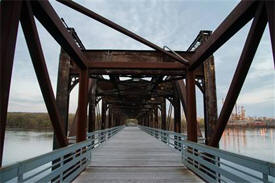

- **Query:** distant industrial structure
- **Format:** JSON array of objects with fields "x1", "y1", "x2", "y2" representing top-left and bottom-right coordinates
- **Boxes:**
[
  {"x1": 230, "y1": 104, "x2": 246, "y2": 121},
  {"x1": 222, "y1": 98, "x2": 246, "y2": 121}
]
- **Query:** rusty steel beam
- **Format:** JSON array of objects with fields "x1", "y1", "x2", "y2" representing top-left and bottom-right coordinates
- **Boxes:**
[
  {"x1": 76, "y1": 69, "x2": 88, "y2": 142},
  {"x1": 203, "y1": 56, "x2": 218, "y2": 144},
  {"x1": 87, "y1": 61, "x2": 186, "y2": 70},
  {"x1": 73, "y1": 69, "x2": 187, "y2": 76},
  {"x1": 173, "y1": 96, "x2": 181, "y2": 133},
  {"x1": 108, "y1": 105, "x2": 113, "y2": 128},
  {"x1": 88, "y1": 101, "x2": 95, "y2": 132},
  {"x1": 175, "y1": 80, "x2": 203, "y2": 137},
  {"x1": 175, "y1": 80, "x2": 187, "y2": 112},
  {"x1": 161, "y1": 98, "x2": 167, "y2": 130},
  {"x1": 53, "y1": 49, "x2": 71, "y2": 150},
  {"x1": 31, "y1": 1, "x2": 87, "y2": 69},
  {"x1": 69, "y1": 78, "x2": 95, "y2": 136},
  {"x1": 101, "y1": 99, "x2": 107, "y2": 130},
  {"x1": 189, "y1": 0, "x2": 258, "y2": 70},
  {"x1": 69, "y1": 78, "x2": 96, "y2": 136},
  {"x1": 154, "y1": 106, "x2": 158, "y2": 128},
  {"x1": 186, "y1": 71, "x2": 197, "y2": 142},
  {"x1": 83, "y1": 50, "x2": 193, "y2": 63},
  {"x1": 210, "y1": 4, "x2": 267, "y2": 147},
  {"x1": 56, "y1": 0, "x2": 189, "y2": 64},
  {"x1": 88, "y1": 79, "x2": 96, "y2": 132},
  {"x1": 265, "y1": 1, "x2": 275, "y2": 64},
  {"x1": 20, "y1": 1, "x2": 68, "y2": 146},
  {"x1": 0, "y1": 0, "x2": 22, "y2": 167}
]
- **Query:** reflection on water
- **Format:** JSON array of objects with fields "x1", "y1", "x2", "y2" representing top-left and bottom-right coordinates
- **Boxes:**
[
  {"x1": 220, "y1": 128, "x2": 275, "y2": 163},
  {"x1": 3, "y1": 129, "x2": 53, "y2": 166}
]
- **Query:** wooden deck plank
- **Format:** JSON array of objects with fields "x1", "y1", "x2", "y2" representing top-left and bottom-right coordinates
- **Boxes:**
[{"x1": 74, "y1": 127, "x2": 203, "y2": 183}]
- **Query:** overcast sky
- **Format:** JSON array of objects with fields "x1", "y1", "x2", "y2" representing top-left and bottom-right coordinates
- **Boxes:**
[{"x1": 8, "y1": 0, "x2": 274, "y2": 118}]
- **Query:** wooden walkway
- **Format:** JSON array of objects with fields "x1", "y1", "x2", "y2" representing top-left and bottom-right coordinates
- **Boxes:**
[{"x1": 74, "y1": 127, "x2": 203, "y2": 183}]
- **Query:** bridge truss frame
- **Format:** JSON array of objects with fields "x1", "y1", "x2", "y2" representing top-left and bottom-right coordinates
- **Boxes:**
[{"x1": 0, "y1": 0, "x2": 274, "y2": 168}]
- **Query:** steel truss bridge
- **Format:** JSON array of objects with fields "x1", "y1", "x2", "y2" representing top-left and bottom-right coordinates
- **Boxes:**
[{"x1": 0, "y1": 0, "x2": 274, "y2": 182}]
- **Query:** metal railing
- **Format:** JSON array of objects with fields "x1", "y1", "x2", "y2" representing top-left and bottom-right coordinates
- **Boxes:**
[
  {"x1": 139, "y1": 125, "x2": 205, "y2": 150},
  {"x1": 0, "y1": 125, "x2": 124, "y2": 183},
  {"x1": 68, "y1": 125, "x2": 124, "y2": 145},
  {"x1": 139, "y1": 125, "x2": 275, "y2": 183}
]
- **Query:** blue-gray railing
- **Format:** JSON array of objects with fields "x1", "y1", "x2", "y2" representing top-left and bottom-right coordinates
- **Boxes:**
[
  {"x1": 139, "y1": 125, "x2": 205, "y2": 149},
  {"x1": 139, "y1": 125, "x2": 275, "y2": 183},
  {"x1": 0, "y1": 125, "x2": 124, "y2": 183}
]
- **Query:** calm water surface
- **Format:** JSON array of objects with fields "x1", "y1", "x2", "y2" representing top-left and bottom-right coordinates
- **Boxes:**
[
  {"x1": 3, "y1": 130, "x2": 53, "y2": 166},
  {"x1": 219, "y1": 128, "x2": 275, "y2": 163},
  {"x1": 2, "y1": 128, "x2": 275, "y2": 166}
]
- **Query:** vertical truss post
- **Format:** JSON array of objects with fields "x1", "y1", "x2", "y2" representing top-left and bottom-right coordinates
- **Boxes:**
[
  {"x1": 113, "y1": 112, "x2": 117, "y2": 126},
  {"x1": 161, "y1": 98, "x2": 167, "y2": 130},
  {"x1": 154, "y1": 106, "x2": 158, "y2": 129},
  {"x1": 88, "y1": 101, "x2": 95, "y2": 132},
  {"x1": 76, "y1": 69, "x2": 88, "y2": 142},
  {"x1": 148, "y1": 112, "x2": 150, "y2": 127},
  {"x1": 186, "y1": 71, "x2": 197, "y2": 142},
  {"x1": 88, "y1": 80, "x2": 96, "y2": 132},
  {"x1": 174, "y1": 95, "x2": 181, "y2": 134},
  {"x1": 101, "y1": 99, "x2": 107, "y2": 130},
  {"x1": 203, "y1": 54, "x2": 218, "y2": 145},
  {"x1": 144, "y1": 111, "x2": 148, "y2": 126},
  {"x1": 53, "y1": 49, "x2": 71, "y2": 150},
  {"x1": 108, "y1": 105, "x2": 113, "y2": 128},
  {"x1": 117, "y1": 111, "x2": 121, "y2": 126},
  {"x1": 210, "y1": 4, "x2": 267, "y2": 146},
  {"x1": 150, "y1": 110, "x2": 153, "y2": 128},
  {"x1": 113, "y1": 112, "x2": 117, "y2": 127},
  {"x1": 173, "y1": 95, "x2": 181, "y2": 150},
  {"x1": 0, "y1": 0, "x2": 22, "y2": 167}
]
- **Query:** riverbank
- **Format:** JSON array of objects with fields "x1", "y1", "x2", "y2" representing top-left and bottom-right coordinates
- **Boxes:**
[
  {"x1": 227, "y1": 120, "x2": 275, "y2": 128},
  {"x1": 6, "y1": 112, "x2": 75, "y2": 131}
]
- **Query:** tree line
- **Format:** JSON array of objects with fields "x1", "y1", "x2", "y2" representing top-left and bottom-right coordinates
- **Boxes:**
[{"x1": 6, "y1": 112, "x2": 74, "y2": 130}]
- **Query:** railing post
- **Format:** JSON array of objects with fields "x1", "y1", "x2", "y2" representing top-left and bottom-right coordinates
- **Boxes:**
[
  {"x1": 17, "y1": 165, "x2": 23, "y2": 182},
  {"x1": 167, "y1": 132, "x2": 170, "y2": 146},
  {"x1": 263, "y1": 173, "x2": 268, "y2": 183},
  {"x1": 60, "y1": 156, "x2": 64, "y2": 181}
]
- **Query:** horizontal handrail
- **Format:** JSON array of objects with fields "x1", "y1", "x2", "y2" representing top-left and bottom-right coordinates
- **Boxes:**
[
  {"x1": 0, "y1": 125, "x2": 124, "y2": 183},
  {"x1": 139, "y1": 125, "x2": 275, "y2": 183}
]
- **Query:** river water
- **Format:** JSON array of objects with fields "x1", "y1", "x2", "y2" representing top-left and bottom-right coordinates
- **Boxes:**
[{"x1": 2, "y1": 128, "x2": 275, "y2": 166}]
